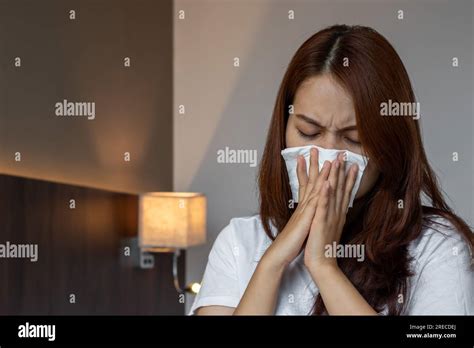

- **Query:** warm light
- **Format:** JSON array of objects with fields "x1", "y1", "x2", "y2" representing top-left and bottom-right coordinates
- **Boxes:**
[
  {"x1": 189, "y1": 282, "x2": 201, "y2": 294},
  {"x1": 138, "y1": 192, "x2": 206, "y2": 249}
]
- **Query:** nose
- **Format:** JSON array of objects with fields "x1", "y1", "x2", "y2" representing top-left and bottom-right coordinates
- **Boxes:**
[{"x1": 317, "y1": 133, "x2": 345, "y2": 150}]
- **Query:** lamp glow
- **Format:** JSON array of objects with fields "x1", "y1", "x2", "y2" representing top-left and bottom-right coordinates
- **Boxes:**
[
  {"x1": 189, "y1": 282, "x2": 201, "y2": 294},
  {"x1": 138, "y1": 192, "x2": 206, "y2": 249}
]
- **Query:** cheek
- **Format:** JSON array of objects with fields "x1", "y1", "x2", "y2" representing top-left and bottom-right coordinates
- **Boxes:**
[{"x1": 355, "y1": 161, "x2": 379, "y2": 198}]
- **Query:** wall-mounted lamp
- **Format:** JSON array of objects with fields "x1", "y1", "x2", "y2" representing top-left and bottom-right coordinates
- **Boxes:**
[{"x1": 138, "y1": 192, "x2": 206, "y2": 294}]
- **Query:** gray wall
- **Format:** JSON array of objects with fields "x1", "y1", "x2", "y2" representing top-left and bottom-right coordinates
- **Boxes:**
[
  {"x1": 0, "y1": 0, "x2": 173, "y2": 194},
  {"x1": 175, "y1": 0, "x2": 473, "y2": 312},
  {"x1": 0, "y1": 0, "x2": 471, "y2": 314}
]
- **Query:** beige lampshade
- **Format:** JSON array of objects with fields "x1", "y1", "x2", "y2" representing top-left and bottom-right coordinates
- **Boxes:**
[{"x1": 138, "y1": 192, "x2": 207, "y2": 249}]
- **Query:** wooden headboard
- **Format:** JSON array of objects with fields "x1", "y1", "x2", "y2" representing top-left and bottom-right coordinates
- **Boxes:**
[{"x1": 0, "y1": 174, "x2": 185, "y2": 315}]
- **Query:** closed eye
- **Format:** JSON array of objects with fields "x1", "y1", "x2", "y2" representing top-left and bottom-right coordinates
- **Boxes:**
[
  {"x1": 344, "y1": 137, "x2": 361, "y2": 145},
  {"x1": 297, "y1": 129, "x2": 320, "y2": 139}
]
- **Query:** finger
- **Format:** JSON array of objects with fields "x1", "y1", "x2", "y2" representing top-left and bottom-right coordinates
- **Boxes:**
[
  {"x1": 328, "y1": 158, "x2": 340, "y2": 214},
  {"x1": 300, "y1": 194, "x2": 319, "y2": 224},
  {"x1": 335, "y1": 152, "x2": 346, "y2": 210},
  {"x1": 341, "y1": 163, "x2": 358, "y2": 211},
  {"x1": 314, "y1": 180, "x2": 330, "y2": 222},
  {"x1": 296, "y1": 155, "x2": 308, "y2": 202},
  {"x1": 310, "y1": 160, "x2": 331, "y2": 198},
  {"x1": 304, "y1": 148, "x2": 319, "y2": 198}
]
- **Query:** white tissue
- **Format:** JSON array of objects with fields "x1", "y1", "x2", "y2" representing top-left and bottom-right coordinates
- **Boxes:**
[{"x1": 281, "y1": 145, "x2": 369, "y2": 207}]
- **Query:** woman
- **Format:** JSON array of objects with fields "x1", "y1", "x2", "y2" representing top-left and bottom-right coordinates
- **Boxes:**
[{"x1": 189, "y1": 25, "x2": 474, "y2": 315}]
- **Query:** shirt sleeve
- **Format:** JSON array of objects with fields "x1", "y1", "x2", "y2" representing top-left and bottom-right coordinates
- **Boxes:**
[
  {"x1": 188, "y1": 219, "x2": 241, "y2": 315},
  {"x1": 405, "y1": 228, "x2": 474, "y2": 315}
]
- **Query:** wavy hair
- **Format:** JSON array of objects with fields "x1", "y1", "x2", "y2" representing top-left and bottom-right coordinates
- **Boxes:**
[{"x1": 257, "y1": 25, "x2": 473, "y2": 315}]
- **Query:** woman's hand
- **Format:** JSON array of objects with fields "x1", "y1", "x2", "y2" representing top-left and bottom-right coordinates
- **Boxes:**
[
  {"x1": 248, "y1": 149, "x2": 376, "y2": 316},
  {"x1": 301, "y1": 154, "x2": 378, "y2": 315},
  {"x1": 303, "y1": 152, "x2": 358, "y2": 273},
  {"x1": 263, "y1": 147, "x2": 332, "y2": 270}
]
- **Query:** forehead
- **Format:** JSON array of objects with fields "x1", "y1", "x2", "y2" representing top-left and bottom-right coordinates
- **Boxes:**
[{"x1": 293, "y1": 74, "x2": 355, "y2": 126}]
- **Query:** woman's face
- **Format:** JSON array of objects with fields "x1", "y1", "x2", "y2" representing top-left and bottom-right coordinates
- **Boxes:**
[{"x1": 285, "y1": 74, "x2": 379, "y2": 200}]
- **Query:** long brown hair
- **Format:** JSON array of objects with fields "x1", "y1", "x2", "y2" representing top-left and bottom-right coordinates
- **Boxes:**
[{"x1": 257, "y1": 25, "x2": 473, "y2": 315}]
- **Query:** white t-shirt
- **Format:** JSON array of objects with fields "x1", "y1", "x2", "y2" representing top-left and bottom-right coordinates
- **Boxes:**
[{"x1": 188, "y1": 214, "x2": 473, "y2": 315}]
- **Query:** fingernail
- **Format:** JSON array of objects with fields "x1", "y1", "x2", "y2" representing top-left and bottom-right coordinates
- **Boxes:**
[{"x1": 335, "y1": 160, "x2": 340, "y2": 169}]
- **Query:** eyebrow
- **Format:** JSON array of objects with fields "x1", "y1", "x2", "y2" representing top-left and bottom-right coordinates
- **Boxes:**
[{"x1": 295, "y1": 113, "x2": 357, "y2": 132}]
